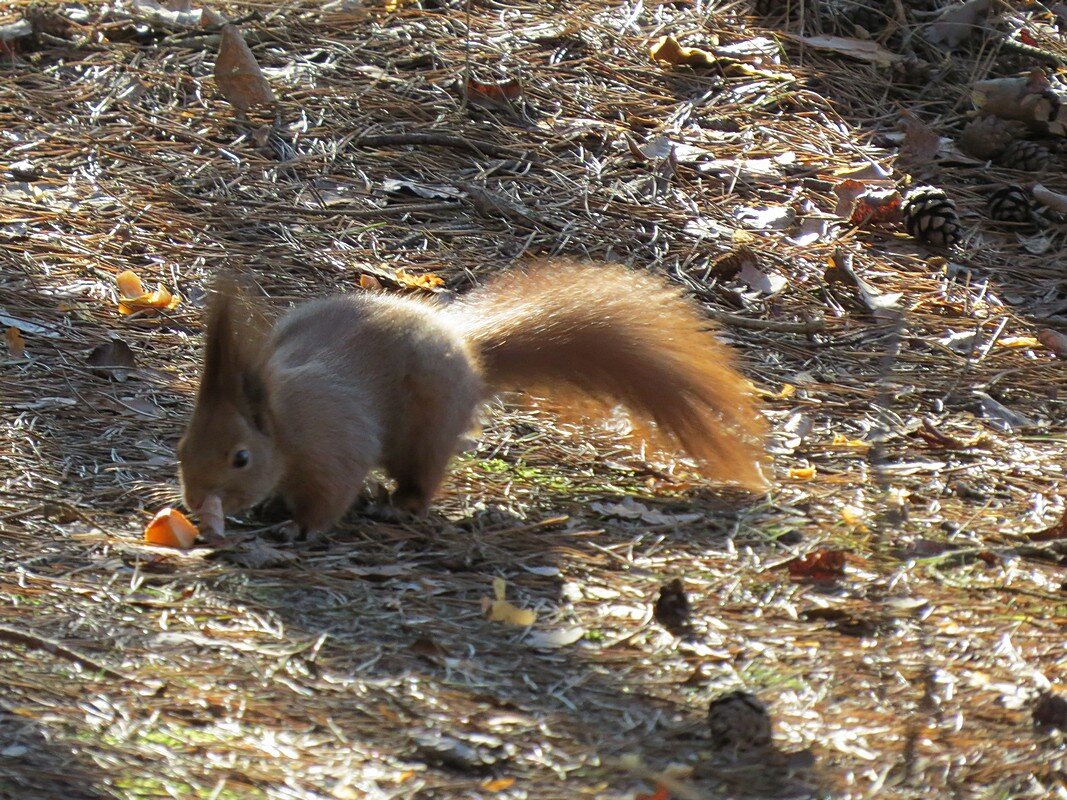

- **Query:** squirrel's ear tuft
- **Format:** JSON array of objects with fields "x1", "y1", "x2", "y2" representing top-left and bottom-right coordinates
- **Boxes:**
[{"x1": 198, "y1": 273, "x2": 270, "y2": 421}]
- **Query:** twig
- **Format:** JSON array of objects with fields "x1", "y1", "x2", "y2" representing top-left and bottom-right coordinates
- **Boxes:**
[
  {"x1": 0, "y1": 623, "x2": 134, "y2": 682},
  {"x1": 347, "y1": 132, "x2": 521, "y2": 160},
  {"x1": 703, "y1": 308, "x2": 826, "y2": 334}
]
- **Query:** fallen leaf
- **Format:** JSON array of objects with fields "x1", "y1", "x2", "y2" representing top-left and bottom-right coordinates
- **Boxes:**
[
  {"x1": 650, "y1": 35, "x2": 716, "y2": 68},
  {"x1": 465, "y1": 77, "x2": 523, "y2": 108},
  {"x1": 924, "y1": 0, "x2": 992, "y2": 49},
  {"x1": 482, "y1": 777, "x2": 516, "y2": 793},
  {"x1": 778, "y1": 33, "x2": 900, "y2": 66},
  {"x1": 394, "y1": 268, "x2": 444, "y2": 292},
  {"x1": 5, "y1": 326, "x2": 25, "y2": 358},
  {"x1": 787, "y1": 549, "x2": 847, "y2": 581},
  {"x1": 359, "y1": 274, "x2": 383, "y2": 291},
  {"x1": 483, "y1": 578, "x2": 537, "y2": 626},
  {"x1": 214, "y1": 22, "x2": 277, "y2": 113},
  {"x1": 736, "y1": 205, "x2": 795, "y2": 230},
  {"x1": 898, "y1": 111, "x2": 941, "y2": 166},
  {"x1": 789, "y1": 466, "x2": 817, "y2": 480},
  {"x1": 974, "y1": 391, "x2": 1036, "y2": 431},
  {"x1": 1026, "y1": 509, "x2": 1067, "y2": 543},
  {"x1": 849, "y1": 188, "x2": 904, "y2": 226},
  {"x1": 144, "y1": 507, "x2": 199, "y2": 549},
  {"x1": 226, "y1": 539, "x2": 299, "y2": 568},
  {"x1": 87, "y1": 339, "x2": 138, "y2": 381},
  {"x1": 738, "y1": 260, "x2": 787, "y2": 295},
  {"x1": 995, "y1": 336, "x2": 1039, "y2": 349},
  {"x1": 526, "y1": 626, "x2": 585, "y2": 649}
]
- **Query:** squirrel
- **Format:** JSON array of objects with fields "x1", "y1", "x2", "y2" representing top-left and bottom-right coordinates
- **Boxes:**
[{"x1": 177, "y1": 259, "x2": 768, "y2": 539}]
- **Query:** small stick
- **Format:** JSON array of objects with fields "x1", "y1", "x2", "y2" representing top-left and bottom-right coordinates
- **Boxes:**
[
  {"x1": 0, "y1": 624, "x2": 132, "y2": 682},
  {"x1": 348, "y1": 132, "x2": 521, "y2": 160},
  {"x1": 703, "y1": 308, "x2": 826, "y2": 335}
]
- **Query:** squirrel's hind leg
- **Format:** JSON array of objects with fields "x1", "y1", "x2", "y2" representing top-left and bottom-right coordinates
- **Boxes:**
[{"x1": 383, "y1": 371, "x2": 482, "y2": 515}]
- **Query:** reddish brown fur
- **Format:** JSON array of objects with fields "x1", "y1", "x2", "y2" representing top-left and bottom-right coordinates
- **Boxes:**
[
  {"x1": 178, "y1": 260, "x2": 767, "y2": 538},
  {"x1": 452, "y1": 260, "x2": 768, "y2": 489}
]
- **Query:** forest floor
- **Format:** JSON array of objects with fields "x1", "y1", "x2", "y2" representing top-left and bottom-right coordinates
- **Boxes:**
[{"x1": 0, "y1": 1, "x2": 1065, "y2": 798}]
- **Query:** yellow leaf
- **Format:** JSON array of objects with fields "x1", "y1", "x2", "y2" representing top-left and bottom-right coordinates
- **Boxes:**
[
  {"x1": 493, "y1": 576, "x2": 507, "y2": 601},
  {"x1": 650, "y1": 35, "x2": 715, "y2": 68},
  {"x1": 116, "y1": 270, "x2": 145, "y2": 299},
  {"x1": 5, "y1": 327, "x2": 25, "y2": 358},
  {"x1": 394, "y1": 268, "x2": 444, "y2": 291},
  {"x1": 841, "y1": 505, "x2": 865, "y2": 525},
  {"x1": 384, "y1": 0, "x2": 401, "y2": 10},
  {"x1": 487, "y1": 600, "x2": 537, "y2": 627},
  {"x1": 831, "y1": 434, "x2": 868, "y2": 449},
  {"x1": 789, "y1": 467, "x2": 816, "y2": 480},
  {"x1": 396, "y1": 770, "x2": 415, "y2": 784},
  {"x1": 997, "y1": 336, "x2": 1040, "y2": 348},
  {"x1": 482, "y1": 777, "x2": 516, "y2": 792}
]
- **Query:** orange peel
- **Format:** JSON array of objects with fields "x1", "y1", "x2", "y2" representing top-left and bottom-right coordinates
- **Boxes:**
[{"x1": 144, "y1": 507, "x2": 199, "y2": 549}]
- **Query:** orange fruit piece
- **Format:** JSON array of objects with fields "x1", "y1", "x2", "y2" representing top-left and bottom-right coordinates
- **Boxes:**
[
  {"x1": 144, "y1": 507, "x2": 199, "y2": 549},
  {"x1": 116, "y1": 270, "x2": 145, "y2": 299}
]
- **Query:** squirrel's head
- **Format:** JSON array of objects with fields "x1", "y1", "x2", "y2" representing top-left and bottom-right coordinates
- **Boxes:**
[{"x1": 177, "y1": 276, "x2": 281, "y2": 515}]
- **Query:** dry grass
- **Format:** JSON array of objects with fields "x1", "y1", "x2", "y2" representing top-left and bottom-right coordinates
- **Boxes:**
[{"x1": 0, "y1": 1, "x2": 1065, "y2": 798}]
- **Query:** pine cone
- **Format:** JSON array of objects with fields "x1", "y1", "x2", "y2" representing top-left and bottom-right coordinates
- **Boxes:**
[
  {"x1": 989, "y1": 189, "x2": 1030, "y2": 221},
  {"x1": 987, "y1": 185, "x2": 1035, "y2": 223},
  {"x1": 903, "y1": 186, "x2": 962, "y2": 248},
  {"x1": 958, "y1": 116, "x2": 1019, "y2": 160},
  {"x1": 997, "y1": 139, "x2": 1051, "y2": 171}
]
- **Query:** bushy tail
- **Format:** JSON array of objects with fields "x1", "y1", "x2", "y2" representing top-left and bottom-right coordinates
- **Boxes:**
[{"x1": 450, "y1": 259, "x2": 768, "y2": 490}]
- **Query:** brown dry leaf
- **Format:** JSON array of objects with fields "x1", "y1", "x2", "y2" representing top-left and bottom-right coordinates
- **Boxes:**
[
  {"x1": 898, "y1": 111, "x2": 941, "y2": 166},
  {"x1": 394, "y1": 268, "x2": 444, "y2": 292},
  {"x1": 650, "y1": 35, "x2": 715, "y2": 68},
  {"x1": 215, "y1": 23, "x2": 277, "y2": 113},
  {"x1": 1026, "y1": 509, "x2": 1067, "y2": 543},
  {"x1": 850, "y1": 188, "x2": 904, "y2": 226},
  {"x1": 359, "y1": 274, "x2": 384, "y2": 291},
  {"x1": 465, "y1": 77, "x2": 522, "y2": 108},
  {"x1": 924, "y1": 0, "x2": 992, "y2": 49},
  {"x1": 5, "y1": 326, "x2": 25, "y2": 358},
  {"x1": 144, "y1": 507, "x2": 199, "y2": 549},
  {"x1": 87, "y1": 339, "x2": 137, "y2": 381},
  {"x1": 1037, "y1": 328, "x2": 1067, "y2": 358},
  {"x1": 787, "y1": 548, "x2": 847, "y2": 581}
]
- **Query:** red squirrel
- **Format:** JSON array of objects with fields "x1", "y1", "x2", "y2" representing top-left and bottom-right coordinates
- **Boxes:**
[{"x1": 177, "y1": 260, "x2": 768, "y2": 539}]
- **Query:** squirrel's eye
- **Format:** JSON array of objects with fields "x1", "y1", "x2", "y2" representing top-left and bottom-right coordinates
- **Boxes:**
[{"x1": 232, "y1": 449, "x2": 251, "y2": 469}]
